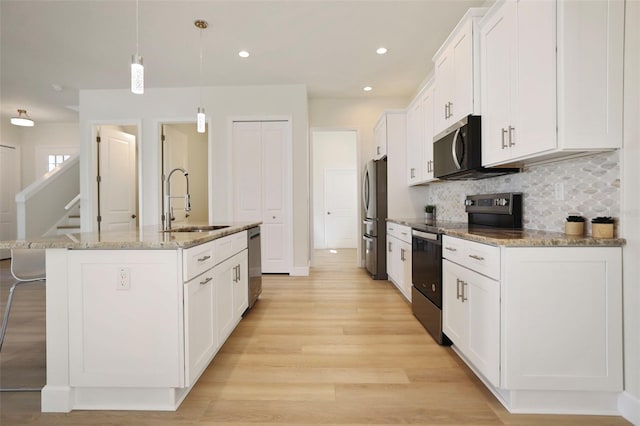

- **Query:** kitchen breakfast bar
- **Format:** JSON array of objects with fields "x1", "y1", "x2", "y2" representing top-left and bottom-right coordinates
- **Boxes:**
[{"x1": 1, "y1": 223, "x2": 260, "y2": 412}]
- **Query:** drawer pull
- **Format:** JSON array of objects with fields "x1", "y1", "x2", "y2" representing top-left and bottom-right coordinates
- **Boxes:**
[
  {"x1": 197, "y1": 255, "x2": 211, "y2": 262},
  {"x1": 200, "y1": 277, "x2": 212, "y2": 285},
  {"x1": 468, "y1": 254, "x2": 485, "y2": 261},
  {"x1": 445, "y1": 247, "x2": 457, "y2": 252}
]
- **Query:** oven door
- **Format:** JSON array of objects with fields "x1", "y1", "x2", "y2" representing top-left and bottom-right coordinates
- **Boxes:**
[{"x1": 411, "y1": 230, "x2": 442, "y2": 308}]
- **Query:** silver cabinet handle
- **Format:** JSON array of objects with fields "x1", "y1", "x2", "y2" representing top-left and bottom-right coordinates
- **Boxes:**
[
  {"x1": 447, "y1": 101, "x2": 453, "y2": 119},
  {"x1": 445, "y1": 246, "x2": 457, "y2": 252},
  {"x1": 461, "y1": 280, "x2": 468, "y2": 303},
  {"x1": 501, "y1": 128, "x2": 508, "y2": 149},
  {"x1": 197, "y1": 255, "x2": 211, "y2": 262},
  {"x1": 200, "y1": 277, "x2": 212, "y2": 286},
  {"x1": 508, "y1": 126, "x2": 515, "y2": 147},
  {"x1": 236, "y1": 264, "x2": 241, "y2": 282},
  {"x1": 377, "y1": 146, "x2": 381, "y2": 155},
  {"x1": 444, "y1": 104, "x2": 448, "y2": 119},
  {"x1": 468, "y1": 254, "x2": 485, "y2": 261},
  {"x1": 410, "y1": 168, "x2": 415, "y2": 179},
  {"x1": 388, "y1": 242, "x2": 392, "y2": 252},
  {"x1": 400, "y1": 248, "x2": 405, "y2": 262},
  {"x1": 456, "y1": 278, "x2": 462, "y2": 300}
]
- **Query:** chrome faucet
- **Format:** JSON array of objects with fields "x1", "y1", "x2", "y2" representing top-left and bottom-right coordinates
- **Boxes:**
[{"x1": 164, "y1": 167, "x2": 191, "y2": 230}]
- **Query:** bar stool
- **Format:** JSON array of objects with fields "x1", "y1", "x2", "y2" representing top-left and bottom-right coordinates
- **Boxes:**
[{"x1": 0, "y1": 249, "x2": 46, "y2": 392}]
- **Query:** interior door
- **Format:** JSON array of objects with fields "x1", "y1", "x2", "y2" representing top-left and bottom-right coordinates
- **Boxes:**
[
  {"x1": 98, "y1": 127, "x2": 137, "y2": 232},
  {"x1": 324, "y1": 168, "x2": 357, "y2": 248},
  {"x1": 0, "y1": 145, "x2": 19, "y2": 259}
]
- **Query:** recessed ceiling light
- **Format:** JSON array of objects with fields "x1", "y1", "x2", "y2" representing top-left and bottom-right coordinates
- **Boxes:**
[
  {"x1": 376, "y1": 47, "x2": 387, "y2": 55},
  {"x1": 51, "y1": 84, "x2": 63, "y2": 92},
  {"x1": 238, "y1": 50, "x2": 250, "y2": 58},
  {"x1": 363, "y1": 86, "x2": 373, "y2": 92}
]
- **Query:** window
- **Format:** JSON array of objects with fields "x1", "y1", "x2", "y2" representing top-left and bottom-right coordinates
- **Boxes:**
[{"x1": 48, "y1": 154, "x2": 70, "y2": 172}]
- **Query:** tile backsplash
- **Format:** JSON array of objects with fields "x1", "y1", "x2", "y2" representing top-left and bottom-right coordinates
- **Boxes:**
[{"x1": 424, "y1": 151, "x2": 620, "y2": 234}]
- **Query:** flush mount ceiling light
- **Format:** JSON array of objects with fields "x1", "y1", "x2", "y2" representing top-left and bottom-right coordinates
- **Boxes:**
[
  {"x1": 11, "y1": 109, "x2": 35, "y2": 127},
  {"x1": 363, "y1": 86, "x2": 373, "y2": 92},
  {"x1": 376, "y1": 47, "x2": 388, "y2": 55},
  {"x1": 195, "y1": 20, "x2": 208, "y2": 133},
  {"x1": 238, "y1": 50, "x2": 250, "y2": 58},
  {"x1": 131, "y1": 0, "x2": 144, "y2": 94}
]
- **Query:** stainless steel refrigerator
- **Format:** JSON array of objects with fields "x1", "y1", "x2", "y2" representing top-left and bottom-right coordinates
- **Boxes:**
[{"x1": 362, "y1": 158, "x2": 387, "y2": 280}]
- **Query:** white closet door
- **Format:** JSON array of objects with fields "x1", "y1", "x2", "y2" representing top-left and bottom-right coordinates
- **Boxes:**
[
  {"x1": 0, "y1": 145, "x2": 19, "y2": 259},
  {"x1": 232, "y1": 122, "x2": 262, "y2": 222},
  {"x1": 232, "y1": 121, "x2": 290, "y2": 274}
]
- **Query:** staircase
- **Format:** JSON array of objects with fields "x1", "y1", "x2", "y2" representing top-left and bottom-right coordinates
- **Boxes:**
[{"x1": 52, "y1": 204, "x2": 81, "y2": 235}]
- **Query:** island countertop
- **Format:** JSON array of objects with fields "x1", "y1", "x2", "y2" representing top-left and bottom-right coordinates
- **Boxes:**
[
  {"x1": 387, "y1": 218, "x2": 625, "y2": 247},
  {"x1": 0, "y1": 222, "x2": 261, "y2": 250}
]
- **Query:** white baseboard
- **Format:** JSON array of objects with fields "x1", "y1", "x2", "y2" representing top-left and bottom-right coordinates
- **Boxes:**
[
  {"x1": 619, "y1": 391, "x2": 640, "y2": 425},
  {"x1": 290, "y1": 266, "x2": 309, "y2": 276}
]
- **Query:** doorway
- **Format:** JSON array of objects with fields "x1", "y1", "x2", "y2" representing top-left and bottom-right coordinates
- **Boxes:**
[
  {"x1": 0, "y1": 144, "x2": 20, "y2": 259},
  {"x1": 161, "y1": 123, "x2": 209, "y2": 227},
  {"x1": 311, "y1": 130, "x2": 358, "y2": 251},
  {"x1": 94, "y1": 125, "x2": 138, "y2": 232}
]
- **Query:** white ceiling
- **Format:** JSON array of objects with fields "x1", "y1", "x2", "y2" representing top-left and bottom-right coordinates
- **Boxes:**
[{"x1": 1, "y1": 0, "x2": 485, "y2": 123}]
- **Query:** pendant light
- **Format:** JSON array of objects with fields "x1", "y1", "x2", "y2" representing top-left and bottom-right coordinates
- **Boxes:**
[
  {"x1": 195, "y1": 20, "x2": 207, "y2": 133},
  {"x1": 11, "y1": 109, "x2": 35, "y2": 127},
  {"x1": 131, "y1": 0, "x2": 144, "y2": 94}
]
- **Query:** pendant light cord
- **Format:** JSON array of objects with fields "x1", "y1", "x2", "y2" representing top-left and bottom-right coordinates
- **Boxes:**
[
  {"x1": 135, "y1": 0, "x2": 140, "y2": 55},
  {"x1": 199, "y1": 28, "x2": 203, "y2": 107}
]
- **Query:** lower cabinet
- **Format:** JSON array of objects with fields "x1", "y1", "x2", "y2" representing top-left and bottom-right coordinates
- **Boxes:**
[
  {"x1": 386, "y1": 223, "x2": 412, "y2": 301},
  {"x1": 443, "y1": 259, "x2": 500, "y2": 387},
  {"x1": 442, "y1": 235, "x2": 623, "y2": 414}
]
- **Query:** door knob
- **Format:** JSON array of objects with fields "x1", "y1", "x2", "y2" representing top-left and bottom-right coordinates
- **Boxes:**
[
  {"x1": 131, "y1": 214, "x2": 137, "y2": 219},
  {"x1": 327, "y1": 211, "x2": 331, "y2": 215}
]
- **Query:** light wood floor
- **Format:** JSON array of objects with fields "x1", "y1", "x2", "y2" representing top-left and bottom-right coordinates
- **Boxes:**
[{"x1": 0, "y1": 251, "x2": 631, "y2": 425}]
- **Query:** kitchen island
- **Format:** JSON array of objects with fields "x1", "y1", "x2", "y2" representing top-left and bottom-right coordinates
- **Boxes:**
[{"x1": 0, "y1": 222, "x2": 260, "y2": 412}]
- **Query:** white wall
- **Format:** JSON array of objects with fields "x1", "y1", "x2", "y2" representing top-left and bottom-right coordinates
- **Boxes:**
[
  {"x1": 311, "y1": 130, "x2": 357, "y2": 249},
  {"x1": 79, "y1": 84, "x2": 309, "y2": 271},
  {"x1": 620, "y1": 0, "x2": 640, "y2": 422}
]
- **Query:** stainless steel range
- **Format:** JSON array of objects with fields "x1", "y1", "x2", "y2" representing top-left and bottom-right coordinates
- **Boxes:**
[{"x1": 411, "y1": 192, "x2": 523, "y2": 345}]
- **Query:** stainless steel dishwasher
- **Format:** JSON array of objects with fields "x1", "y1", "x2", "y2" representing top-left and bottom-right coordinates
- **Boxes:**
[{"x1": 246, "y1": 226, "x2": 262, "y2": 311}]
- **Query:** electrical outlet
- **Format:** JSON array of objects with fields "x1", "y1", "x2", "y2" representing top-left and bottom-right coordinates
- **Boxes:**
[
  {"x1": 554, "y1": 183, "x2": 564, "y2": 201},
  {"x1": 117, "y1": 267, "x2": 130, "y2": 290}
]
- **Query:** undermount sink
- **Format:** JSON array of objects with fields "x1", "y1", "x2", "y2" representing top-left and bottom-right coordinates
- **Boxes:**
[{"x1": 162, "y1": 225, "x2": 230, "y2": 233}]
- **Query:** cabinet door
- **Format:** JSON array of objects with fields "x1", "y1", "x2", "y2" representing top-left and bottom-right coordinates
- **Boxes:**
[
  {"x1": 374, "y1": 115, "x2": 387, "y2": 159},
  {"x1": 215, "y1": 255, "x2": 237, "y2": 344},
  {"x1": 184, "y1": 269, "x2": 217, "y2": 387},
  {"x1": 434, "y1": 53, "x2": 453, "y2": 135},
  {"x1": 513, "y1": 0, "x2": 556, "y2": 159},
  {"x1": 233, "y1": 249, "x2": 249, "y2": 319},
  {"x1": 451, "y1": 22, "x2": 474, "y2": 124},
  {"x1": 406, "y1": 100, "x2": 423, "y2": 185},
  {"x1": 466, "y1": 268, "x2": 500, "y2": 387},
  {"x1": 386, "y1": 235, "x2": 396, "y2": 284},
  {"x1": 400, "y1": 240, "x2": 412, "y2": 301},
  {"x1": 480, "y1": 0, "x2": 516, "y2": 166},
  {"x1": 421, "y1": 86, "x2": 435, "y2": 181},
  {"x1": 442, "y1": 259, "x2": 467, "y2": 346},
  {"x1": 503, "y1": 247, "x2": 623, "y2": 391}
]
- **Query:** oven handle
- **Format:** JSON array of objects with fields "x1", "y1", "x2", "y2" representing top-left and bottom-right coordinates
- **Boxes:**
[
  {"x1": 451, "y1": 127, "x2": 462, "y2": 170},
  {"x1": 412, "y1": 229, "x2": 439, "y2": 241}
]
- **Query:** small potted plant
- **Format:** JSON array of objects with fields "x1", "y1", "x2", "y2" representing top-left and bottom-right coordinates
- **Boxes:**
[
  {"x1": 591, "y1": 216, "x2": 615, "y2": 238},
  {"x1": 565, "y1": 215, "x2": 585, "y2": 236},
  {"x1": 425, "y1": 205, "x2": 436, "y2": 221}
]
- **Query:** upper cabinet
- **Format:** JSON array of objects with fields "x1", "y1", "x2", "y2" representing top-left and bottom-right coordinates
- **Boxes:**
[
  {"x1": 480, "y1": 0, "x2": 624, "y2": 166},
  {"x1": 374, "y1": 114, "x2": 388, "y2": 159},
  {"x1": 406, "y1": 80, "x2": 436, "y2": 185},
  {"x1": 433, "y1": 8, "x2": 486, "y2": 136}
]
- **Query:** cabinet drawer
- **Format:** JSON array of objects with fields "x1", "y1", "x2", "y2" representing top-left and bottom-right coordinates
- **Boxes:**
[
  {"x1": 443, "y1": 235, "x2": 500, "y2": 280},
  {"x1": 213, "y1": 230, "x2": 247, "y2": 265},
  {"x1": 386, "y1": 223, "x2": 411, "y2": 244},
  {"x1": 183, "y1": 240, "x2": 216, "y2": 282}
]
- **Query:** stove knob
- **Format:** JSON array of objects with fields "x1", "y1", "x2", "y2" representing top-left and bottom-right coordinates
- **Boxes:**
[
  {"x1": 464, "y1": 199, "x2": 474, "y2": 206},
  {"x1": 500, "y1": 198, "x2": 509, "y2": 206}
]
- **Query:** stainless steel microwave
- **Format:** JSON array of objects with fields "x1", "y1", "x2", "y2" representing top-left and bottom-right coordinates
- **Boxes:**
[{"x1": 433, "y1": 115, "x2": 519, "y2": 180}]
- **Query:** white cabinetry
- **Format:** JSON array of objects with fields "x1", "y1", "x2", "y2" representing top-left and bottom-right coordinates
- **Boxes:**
[
  {"x1": 442, "y1": 235, "x2": 623, "y2": 414},
  {"x1": 442, "y1": 237, "x2": 500, "y2": 387},
  {"x1": 386, "y1": 223, "x2": 412, "y2": 301},
  {"x1": 406, "y1": 81, "x2": 436, "y2": 185},
  {"x1": 480, "y1": 0, "x2": 624, "y2": 166},
  {"x1": 433, "y1": 8, "x2": 486, "y2": 136},
  {"x1": 374, "y1": 115, "x2": 387, "y2": 159}
]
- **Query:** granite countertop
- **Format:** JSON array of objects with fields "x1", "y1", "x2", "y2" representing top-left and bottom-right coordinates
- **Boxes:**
[
  {"x1": 0, "y1": 222, "x2": 261, "y2": 250},
  {"x1": 388, "y1": 218, "x2": 625, "y2": 247}
]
